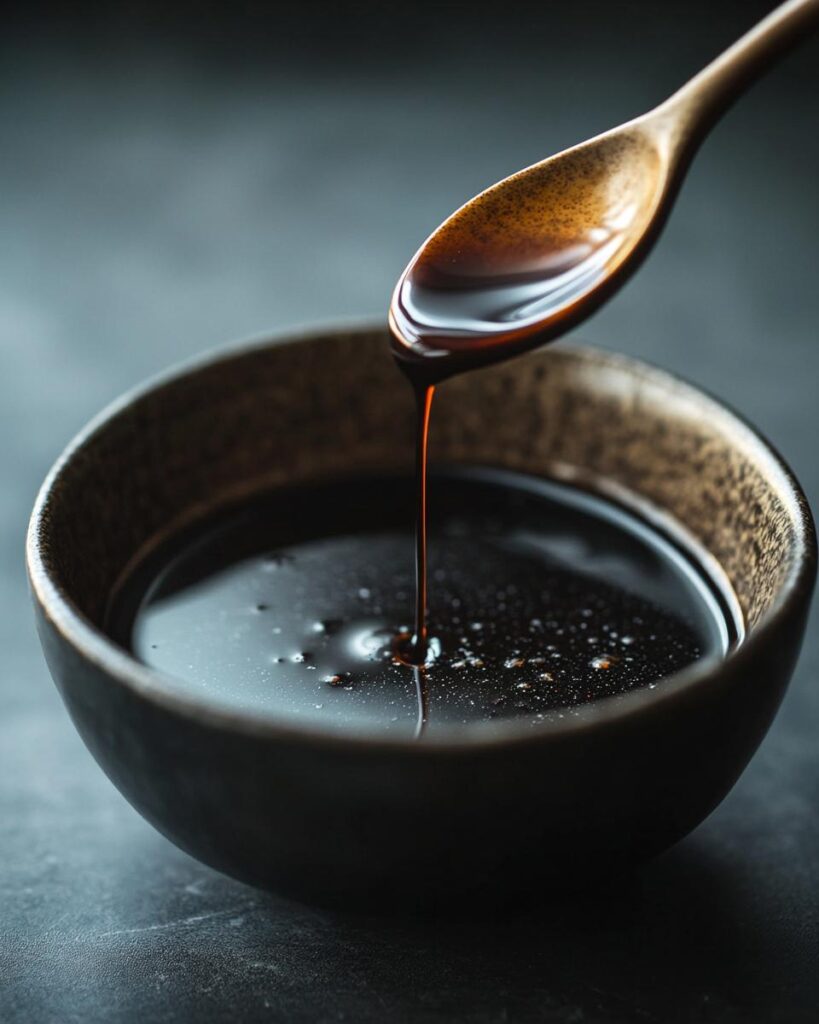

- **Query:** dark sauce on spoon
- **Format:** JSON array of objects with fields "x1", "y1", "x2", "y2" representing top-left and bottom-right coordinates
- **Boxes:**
[{"x1": 109, "y1": 471, "x2": 736, "y2": 738}]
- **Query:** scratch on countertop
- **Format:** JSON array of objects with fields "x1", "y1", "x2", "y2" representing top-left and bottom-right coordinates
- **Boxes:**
[{"x1": 96, "y1": 905, "x2": 254, "y2": 938}]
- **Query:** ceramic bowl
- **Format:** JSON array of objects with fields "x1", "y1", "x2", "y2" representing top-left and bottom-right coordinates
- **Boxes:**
[{"x1": 27, "y1": 324, "x2": 816, "y2": 907}]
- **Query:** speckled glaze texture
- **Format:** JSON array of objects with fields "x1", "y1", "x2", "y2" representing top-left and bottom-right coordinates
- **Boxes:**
[
  {"x1": 28, "y1": 326, "x2": 816, "y2": 907},
  {"x1": 418, "y1": 131, "x2": 662, "y2": 271}
]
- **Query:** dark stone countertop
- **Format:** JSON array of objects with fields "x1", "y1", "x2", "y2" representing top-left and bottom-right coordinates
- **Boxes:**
[{"x1": 2, "y1": 3, "x2": 817, "y2": 1021}]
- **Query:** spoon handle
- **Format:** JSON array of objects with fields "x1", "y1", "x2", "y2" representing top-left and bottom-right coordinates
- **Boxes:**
[{"x1": 661, "y1": 0, "x2": 819, "y2": 142}]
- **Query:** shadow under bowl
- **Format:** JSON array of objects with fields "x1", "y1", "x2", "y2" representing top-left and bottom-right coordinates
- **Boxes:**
[{"x1": 27, "y1": 324, "x2": 816, "y2": 908}]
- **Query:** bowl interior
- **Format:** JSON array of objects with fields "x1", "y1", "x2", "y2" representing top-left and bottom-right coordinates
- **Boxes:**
[{"x1": 33, "y1": 326, "x2": 812, "y2": 674}]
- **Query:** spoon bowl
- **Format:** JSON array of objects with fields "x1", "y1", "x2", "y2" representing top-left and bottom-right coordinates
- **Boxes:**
[{"x1": 390, "y1": 123, "x2": 670, "y2": 377}]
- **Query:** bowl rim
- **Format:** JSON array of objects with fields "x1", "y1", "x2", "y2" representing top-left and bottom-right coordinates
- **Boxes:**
[{"x1": 26, "y1": 319, "x2": 818, "y2": 753}]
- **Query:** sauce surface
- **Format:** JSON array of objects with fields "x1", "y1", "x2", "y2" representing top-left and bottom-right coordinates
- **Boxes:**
[{"x1": 110, "y1": 470, "x2": 735, "y2": 736}]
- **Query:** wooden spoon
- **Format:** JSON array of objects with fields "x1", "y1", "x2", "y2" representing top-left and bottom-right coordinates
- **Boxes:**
[{"x1": 389, "y1": 0, "x2": 819, "y2": 384}]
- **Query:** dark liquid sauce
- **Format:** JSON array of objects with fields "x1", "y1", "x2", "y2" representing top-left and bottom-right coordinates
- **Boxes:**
[{"x1": 109, "y1": 471, "x2": 736, "y2": 738}]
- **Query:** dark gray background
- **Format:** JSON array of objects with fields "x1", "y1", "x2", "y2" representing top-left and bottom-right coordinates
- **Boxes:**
[{"x1": 2, "y1": 2, "x2": 818, "y2": 1020}]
